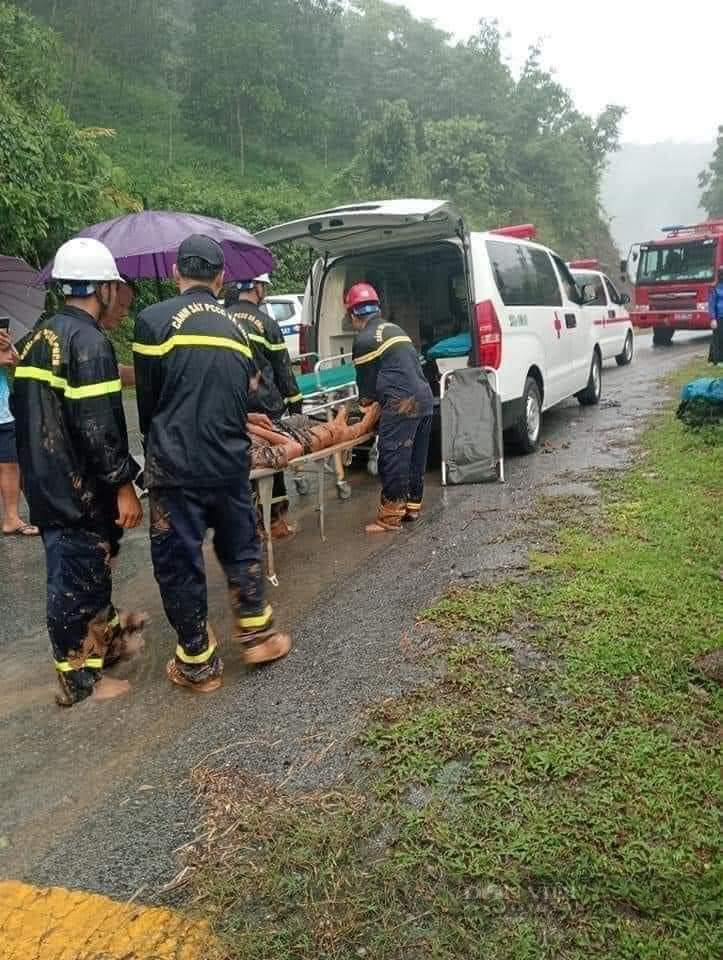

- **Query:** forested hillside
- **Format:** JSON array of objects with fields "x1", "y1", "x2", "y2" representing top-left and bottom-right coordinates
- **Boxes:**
[{"x1": 4, "y1": 0, "x2": 626, "y2": 284}]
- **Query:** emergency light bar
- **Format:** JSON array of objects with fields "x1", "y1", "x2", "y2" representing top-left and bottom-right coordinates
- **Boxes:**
[
  {"x1": 661, "y1": 220, "x2": 723, "y2": 238},
  {"x1": 568, "y1": 259, "x2": 599, "y2": 270},
  {"x1": 491, "y1": 224, "x2": 537, "y2": 240}
]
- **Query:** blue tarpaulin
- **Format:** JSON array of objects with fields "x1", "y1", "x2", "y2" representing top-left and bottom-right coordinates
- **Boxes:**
[
  {"x1": 680, "y1": 378, "x2": 723, "y2": 404},
  {"x1": 426, "y1": 332, "x2": 471, "y2": 360}
]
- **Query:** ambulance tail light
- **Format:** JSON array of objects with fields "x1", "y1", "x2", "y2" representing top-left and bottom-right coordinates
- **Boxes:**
[{"x1": 475, "y1": 300, "x2": 502, "y2": 369}]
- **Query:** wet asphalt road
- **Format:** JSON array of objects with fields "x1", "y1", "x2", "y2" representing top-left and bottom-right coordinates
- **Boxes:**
[{"x1": 0, "y1": 332, "x2": 711, "y2": 900}]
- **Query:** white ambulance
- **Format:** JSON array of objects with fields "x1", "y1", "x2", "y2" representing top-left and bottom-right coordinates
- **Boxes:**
[
  {"x1": 257, "y1": 200, "x2": 603, "y2": 453},
  {"x1": 569, "y1": 259, "x2": 634, "y2": 367}
]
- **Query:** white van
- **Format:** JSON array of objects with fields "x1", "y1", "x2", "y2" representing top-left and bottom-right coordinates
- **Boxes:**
[
  {"x1": 568, "y1": 261, "x2": 634, "y2": 367},
  {"x1": 257, "y1": 199, "x2": 603, "y2": 453}
]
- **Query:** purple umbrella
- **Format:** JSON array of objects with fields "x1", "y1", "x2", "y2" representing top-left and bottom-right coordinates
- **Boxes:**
[
  {"x1": 39, "y1": 210, "x2": 274, "y2": 284},
  {"x1": 0, "y1": 256, "x2": 46, "y2": 341}
]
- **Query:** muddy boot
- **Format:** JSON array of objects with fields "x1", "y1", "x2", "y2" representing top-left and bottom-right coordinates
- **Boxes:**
[
  {"x1": 234, "y1": 605, "x2": 292, "y2": 664},
  {"x1": 365, "y1": 498, "x2": 405, "y2": 534},
  {"x1": 239, "y1": 629, "x2": 292, "y2": 665},
  {"x1": 55, "y1": 667, "x2": 130, "y2": 707},
  {"x1": 104, "y1": 610, "x2": 148, "y2": 668},
  {"x1": 55, "y1": 668, "x2": 96, "y2": 707},
  {"x1": 167, "y1": 626, "x2": 224, "y2": 693},
  {"x1": 166, "y1": 658, "x2": 223, "y2": 693},
  {"x1": 403, "y1": 500, "x2": 423, "y2": 523}
]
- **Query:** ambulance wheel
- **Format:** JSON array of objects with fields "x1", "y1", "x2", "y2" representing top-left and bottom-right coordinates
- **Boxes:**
[
  {"x1": 616, "y1": 332, "x2": 634, "y2": 366},
  {"x1": 294, "y1": 477, "x2": 311, "y2": 496},
  {"x1": 510, "y1": 376, "x2": 542, "y2": 454},
  {"x1": 337, "y1": 481, "x2": 352, "y2": 501},
  {"x1": 576, "y1": 351, "x2": 602, "y2": 406},
  {"x1": 653, "y1": 327, "x2": 674, "y2": 346}
]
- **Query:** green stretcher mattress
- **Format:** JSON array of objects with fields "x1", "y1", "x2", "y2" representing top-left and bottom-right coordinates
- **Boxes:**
[{"x1": 297, "y1": 366, "x2": 357, "y2": 397}]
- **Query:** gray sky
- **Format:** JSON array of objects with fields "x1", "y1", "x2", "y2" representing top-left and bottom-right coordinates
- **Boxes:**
[{"x1": 396, "y1": 0, "x2": 719, "y2": 144}]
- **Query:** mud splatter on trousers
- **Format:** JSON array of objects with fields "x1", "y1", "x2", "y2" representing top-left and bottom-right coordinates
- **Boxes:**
[
  {"x1": 41, "y1": 525, "x2": 121, "y2": 703},
  {"x1": 377, "y1": 408, "x2": 433, "y2": 507},
  {"x1": 149, "y1": 480, "x2": 265, "y2": 680}
]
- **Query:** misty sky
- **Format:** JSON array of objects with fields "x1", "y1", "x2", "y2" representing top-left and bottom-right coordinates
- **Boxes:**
[{"x1": 397, "y1": 0, "x2": 719, "y2": 144}]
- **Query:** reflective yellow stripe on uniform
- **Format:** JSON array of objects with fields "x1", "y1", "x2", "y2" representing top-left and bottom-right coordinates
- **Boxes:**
[
  {"x1": 175, "y1": 643, "x2": 218, "y2": 665},
  {"x1": 132, "y1": 334, "x2": 253, "y2": 360},
  {"x1": 108, "y1": 614, "x2": 120, "y2": 629},
  {"x1": 354, "y1": 336, "x2": 413, "y2": 366},
  {"x1": 238, "y1": 604, "x2": 273, "y2": 629},
  {"x1": 55, "y1": 656, "x2": 104, "y2": 672},
  {"x1": 14, "y1": 367, "x2": 122, "y2": 400},
  {"x1": 248, "y1": 333, "x2": 287, "y2": 352},
  {"x1": 406, "y1": 501, "x2": 423, "y2": 510},
  {"x1": 285, "y1": 393, "x2": 303, "y2": 404}
]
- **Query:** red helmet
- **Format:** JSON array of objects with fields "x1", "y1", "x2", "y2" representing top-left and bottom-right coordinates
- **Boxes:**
[{"x1": 344, "y1": 282, "x2": 380, "y2": 311}]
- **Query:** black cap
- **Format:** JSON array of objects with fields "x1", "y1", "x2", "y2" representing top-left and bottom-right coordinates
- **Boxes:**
[{"x1": 177, "y1": 234, "x2": 225, "y2": 269}]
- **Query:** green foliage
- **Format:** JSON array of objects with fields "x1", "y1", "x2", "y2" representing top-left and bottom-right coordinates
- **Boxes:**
[
  {"x1": 337, "y1": 99, "x2": 426, "y2": 198},
  {"x1": 699, "y1": 125, "x2": 723, "y2": 218},
  {"x1": 8, "y1": 0, "x2": 625, "y2": 281},
  {"x1": 0, "y1": 2, "x2": 121, "y2": 263}
]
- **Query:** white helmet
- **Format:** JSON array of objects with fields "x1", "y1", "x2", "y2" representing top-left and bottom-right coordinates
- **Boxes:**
[
  {"x1": 52, "y1": 238, "x2": 124, "y2": 284},
  {"x1": 253, "y1": 273, "x2": 271, "y2": 284}
]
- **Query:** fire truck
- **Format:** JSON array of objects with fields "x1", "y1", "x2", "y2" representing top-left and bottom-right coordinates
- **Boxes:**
[{"x1": 622, "y1": 220, "x2": 722, "y2": 345}]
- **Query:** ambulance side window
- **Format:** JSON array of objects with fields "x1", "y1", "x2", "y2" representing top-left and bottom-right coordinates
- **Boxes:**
[
  {"x1": 603, "y1": 276, "x2": 622, "y2": 305},
  {"x1": 487, "y1": 240, "x2": 562, "y2": 307},
  {"x1": 552, "y1": 255, "x2": 583, "y2": 305},
  {"x1": 528, "y1": 249, "x2": 563, "y2": 307}
]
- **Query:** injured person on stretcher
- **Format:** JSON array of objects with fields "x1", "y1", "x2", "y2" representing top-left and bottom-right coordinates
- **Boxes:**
[{"x1": 248, "y1": 401, "x2": 381, "y2": 470}]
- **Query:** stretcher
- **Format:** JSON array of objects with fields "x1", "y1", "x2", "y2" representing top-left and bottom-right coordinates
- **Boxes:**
[
  {"x1": 295, "y1": 352, "x2": 358, "y2": 414},
  {"x1": 292, "y1": 352, "x2": 377, "y2": 496},
  {"x1": 250, "y1": 432, "x2": 374, "y2": 586}
]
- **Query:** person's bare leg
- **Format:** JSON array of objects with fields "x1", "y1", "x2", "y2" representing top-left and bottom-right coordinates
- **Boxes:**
[{"x1": 0, "y1": 462, "x2": 26, "y2": 532}]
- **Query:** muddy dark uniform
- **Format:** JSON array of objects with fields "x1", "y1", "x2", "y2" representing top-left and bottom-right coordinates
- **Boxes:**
[
  {"x1": 13, "y1": 306, "x2": 139, "y2": 702},
  {"x1": 353, "y1": 316, "x2": 434, "y2": 525},
  {"x1": 134, "y1": 287, "x2": 271, "y2": 683},
  {"x1": 227, "y1": 299, "x2": 303, "y2": 524},
  {"x1": 228, "y1": 301, "x2": 302, "y2": 415}
]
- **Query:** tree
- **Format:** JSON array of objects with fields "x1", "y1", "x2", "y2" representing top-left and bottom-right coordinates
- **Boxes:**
[
  {"x1": 181, "y1": 0, "x2": 341, "y2": 176},
  {"x1": 0, "y1": 2, "x2": 126, "y2": 262},
  {"x1": 338, "y1": 99, "x2": 426, "y2": 198},
  {"x1": 699, "y1": 126, "x2": 723, "y2": 218}
]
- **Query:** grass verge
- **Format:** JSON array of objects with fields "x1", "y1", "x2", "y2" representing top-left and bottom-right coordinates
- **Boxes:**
[{"x1": 192, "y1": 364, "x2": 722, "y2": 959}]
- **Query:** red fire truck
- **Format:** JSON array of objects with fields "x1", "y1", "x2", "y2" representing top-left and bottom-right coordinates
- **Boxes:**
[{"x1": 622, "y1": 220, "x2": 722, "y2": 345}]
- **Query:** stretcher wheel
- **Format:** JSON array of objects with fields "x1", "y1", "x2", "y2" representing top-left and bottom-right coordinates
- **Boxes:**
[
  {"x1": 294, "y1": 476, "x2": 311, "y2": 496},
  {"x1": 336, "y1": 481, "x2": 352, "y2": 501}
]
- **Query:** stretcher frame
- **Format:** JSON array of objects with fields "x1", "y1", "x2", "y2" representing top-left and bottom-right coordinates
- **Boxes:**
[
  {"x1": 293, "y1": 351, "x2": 368, "y2": 495},
  {"x1": 250, "y1": 432, "x2": 374, "y2": 586},
  {"x1": 296, "y1": 352, "x2": 359, "y2": 416},
  {"x1": 439, "y1": 367, "x2": 505, "y2": 486}
]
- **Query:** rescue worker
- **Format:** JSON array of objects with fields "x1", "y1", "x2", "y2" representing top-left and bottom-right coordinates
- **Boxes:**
[
  {"x1": 708, "y1": 266, "x2": 723, "y2": 365},
  {"x1": 133, "y1": 235, "x2": 291, "y2": 693},
  {"x1": 225, "y1": 273, "x2": 303, "y2": 538},
  {"x1": 347, "y1": 283, "x2": 434, "y2": 533},
  {"x1": 12, "y1": 238, "x2": 145, "y2": 706}
]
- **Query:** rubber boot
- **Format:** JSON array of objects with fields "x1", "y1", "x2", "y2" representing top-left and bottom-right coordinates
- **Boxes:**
[
  {"x1": 234, "y1": 606, "x2": 292, "y2": 664},
  {"x1": 365, "y1": 497, "x2": 406, "y2": 534},
  {"x1": 403, "y1": 500, "x2": 423, "y2": 523},
  {"x1": 166, "y1": 625, "x2": 224, "y2": 693}
]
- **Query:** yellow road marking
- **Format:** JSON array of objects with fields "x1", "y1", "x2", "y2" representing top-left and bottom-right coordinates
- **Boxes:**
[{"x1": 0, "y1": 880, "x2": 218, "y2": 960}]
